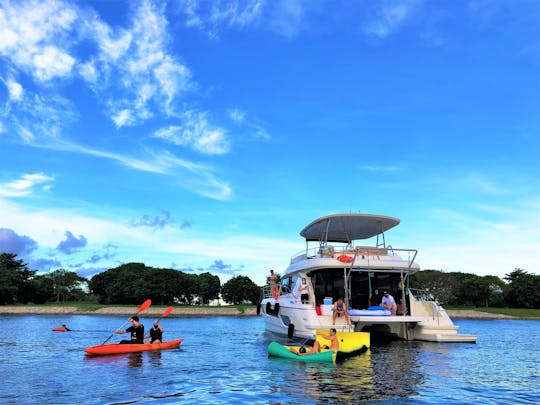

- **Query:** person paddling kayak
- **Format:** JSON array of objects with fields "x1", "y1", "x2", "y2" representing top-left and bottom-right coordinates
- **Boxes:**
[
  {"x1": 114, "y1": 316, "x2": 144, "y2": 344},
  {"x1": 145, "y1": 320, "x2": 163, "y2": 344}
]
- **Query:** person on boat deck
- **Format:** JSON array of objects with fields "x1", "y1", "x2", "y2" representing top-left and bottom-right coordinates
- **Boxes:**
[
  {"x1": 145, "y1": 321, "x2": 163, "y2": 344},
  {"x1": 295, "y1": 277, "x2": 309, "y2": 304},
  {"x1": 381, "y1": 291, "x2": 397, "y2": 315},
  {"x1": 294, "y1": 329, "x2": 339, "y2": 355},
  {"x1": 114, "y1": 316, "x2": 144, "y2": 344},
  {"x1": 333, "y1": 298, "x2": 351, "y2": 326},
  {"x1": 267, "y1": 269, "x2": 277, "y2": 287}
]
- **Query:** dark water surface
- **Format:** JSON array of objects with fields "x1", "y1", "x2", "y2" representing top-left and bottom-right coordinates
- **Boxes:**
[{"x1": 0, "y1": 315, "x2": 538, "y2": 404}]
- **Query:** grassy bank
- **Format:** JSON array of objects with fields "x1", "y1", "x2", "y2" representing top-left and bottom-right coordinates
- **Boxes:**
[{"x1": 445, "y1": 306, "x2": 540, "y2": 318}]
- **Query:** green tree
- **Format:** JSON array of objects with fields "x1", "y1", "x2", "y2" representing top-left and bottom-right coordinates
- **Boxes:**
[
  {"x1": 459, "y1": 275, "x2": 505, "y2": 307},
  {"x1": 0, "y1": 253, "x2": 36, "y2": 304},
  {"x1": 504, "y1": 269, "x2": 540, "y2": 309},
  {"x1": 31, "y1": 275, "x2": 54, "y2": 304},
  {"x1": 221, "y1": 275, "x2": 260, "y2": 305},
  {"x1": 50, "y1": 269, "x2": 88, "y2": 302},
  {"x1": 197, "y1": 272, "x2": 221, "y2": 304},
  {"x1": 409, "y1": 270, "x2": 460, "y2": 304}
]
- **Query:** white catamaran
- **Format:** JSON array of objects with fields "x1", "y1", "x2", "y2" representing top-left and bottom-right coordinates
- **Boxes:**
[{"x1": 260, "y1": 213, "x2": 477, "y2": 343}]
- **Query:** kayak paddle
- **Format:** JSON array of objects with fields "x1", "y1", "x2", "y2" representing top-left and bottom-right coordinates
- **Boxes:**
[
  {"x1": 101, "y1": 299, "x2": 152, "y2": 345},
  {"x1": 157, "y1": 306, "x2": 173, "y2": 321}
]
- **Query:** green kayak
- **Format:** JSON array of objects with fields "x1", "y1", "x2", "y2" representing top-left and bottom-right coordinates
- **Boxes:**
[{"x1": 267, "y1": 341, "x2": 368, "y2": 363}]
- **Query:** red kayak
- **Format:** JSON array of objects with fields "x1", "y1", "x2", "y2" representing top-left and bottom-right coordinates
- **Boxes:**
[
  {"x1": 84, "y1": 338, "x2": 184, "y2": 356},
  {"x1": 52, "y1": 328, "x2": 69, "y2": 332}
]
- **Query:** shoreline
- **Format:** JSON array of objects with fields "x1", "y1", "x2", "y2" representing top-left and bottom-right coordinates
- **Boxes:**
[{"x1": 0, "y1": 306, "x2": 534, "y2": 319}]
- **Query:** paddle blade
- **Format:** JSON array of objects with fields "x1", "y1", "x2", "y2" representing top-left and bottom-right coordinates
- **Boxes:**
[
  {"x1": 161, "y1": 306, "x2": 173, "y2": 318},
  {"x1": 138, "y1": 299, "x2": 152, "y2": 314}
]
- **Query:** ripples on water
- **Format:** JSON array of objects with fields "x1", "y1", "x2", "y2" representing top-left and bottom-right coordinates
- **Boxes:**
[{"x1": 0, "y1": 315, "x2": 538, "y2": 404}]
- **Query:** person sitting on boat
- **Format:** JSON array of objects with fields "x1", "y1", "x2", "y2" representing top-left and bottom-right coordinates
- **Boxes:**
[
  {"x1": 145, "y1": 321, "x2": 163, "y2": 344},
  {"x1": 114, "y1": 316, "x2": 144, "y2": 344},
  {"x1": 333, "y1": 298, "x2": 351, "y2": 326},
  {"x1": 381, "y1": 291, "x2": 397, "y2": 315},
  {"x1": 60, "y1": 324, "x2": 71, "y2": 331}
]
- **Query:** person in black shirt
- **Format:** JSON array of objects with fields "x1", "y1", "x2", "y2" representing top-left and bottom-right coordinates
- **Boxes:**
[
  {"x1": 114, "y1": 316, "x2": 144, "y2": 344},
  {"x1": 145, "y1": 321, "x2": 163, "y2": 344}
]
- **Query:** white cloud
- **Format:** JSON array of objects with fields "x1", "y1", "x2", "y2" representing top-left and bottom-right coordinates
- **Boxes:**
[
  {"x1": 6, "y1": 79, "x2": 23, "y2": 101},
  {"x1": 179, "y1": 0, "x2": 265, "y2": 37},
  {"x1": 154, "y1": 111, "x2": 230, "y2": 155},
  {"x1": 0, "y1": 0, "x2": 78, "y2": 81},
  {"x1": 229, "y1": 108, "x2": 246, "y2": 123},
  {"x1": 32, "y1": 45, "x2": 75, "y2": 81},
  {"x1": 30, "y1": 140, "x2": 232, "y2": 200},
  {"x1": 85, "y1": 0, "x2": 194, "y2": 127},
  {"x1": 112, "y1": 109, "x2": 133, "y2": 128},
  {"x1": 3, "y1": 90, "x2": 78, "y2": 143},
  {"x1": 0, "y1": 173, "x2": 54, "y2": 198},
  {"x1": 363, "y1": 0, "x2": 419, "y2": 38}
]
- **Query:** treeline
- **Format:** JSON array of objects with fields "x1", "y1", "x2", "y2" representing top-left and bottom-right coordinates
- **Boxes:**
[
  {"x1": 0, "y1": 254, "x2": 260, "y2": 306},
  {"x1": 409, "y1": 269, "x2": 540, "y2": 309},
  {"x1": 1, "y1": 252, "x2": 538, "y2": 308}
]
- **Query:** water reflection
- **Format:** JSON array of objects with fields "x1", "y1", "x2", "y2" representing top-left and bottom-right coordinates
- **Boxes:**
[
  {"x1": 127, "y1": 352, "x2": 143, "y2": 368},
  {"x1": 148, "y1": 351, "x2": 162, "y2": 367},
  {"x1": 271, "y1": 341, "x2": 425, "y2": 403}
]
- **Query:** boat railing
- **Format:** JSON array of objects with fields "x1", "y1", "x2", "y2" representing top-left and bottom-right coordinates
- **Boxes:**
[
  {"x1": 262, "y1": 283, "x2": 292, "y2": 299},
  {"x1": 408, "y1": 288, "x2": 437, "y2": 303},
  {"x1": 290, "y1": 245, "x2": 417, "y2": 266}
]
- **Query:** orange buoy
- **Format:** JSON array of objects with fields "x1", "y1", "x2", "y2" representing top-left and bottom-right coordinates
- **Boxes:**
[{"x1": 337, "y1": 255, "x2": 353, "y2": 263}]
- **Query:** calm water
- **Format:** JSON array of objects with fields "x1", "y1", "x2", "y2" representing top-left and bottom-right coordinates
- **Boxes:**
[{"x1": 0, "y1": 315, "x2": 538, "y2": 404}]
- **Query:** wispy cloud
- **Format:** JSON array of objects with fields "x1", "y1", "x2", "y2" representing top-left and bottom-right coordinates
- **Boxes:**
[
  {"x1": 82, "y1": 0, "x2": 194, "y2": 127},
  {"x1": 360, "y1": 165, "x2": 404, "y2": 173},
  {"x1": 153, "y1": 110, "x2": 230, "y2": 155},
  {"x1": 363, "y1": 0, "x2": 420, "y2": 39},
  {"x1": 0, "y1": 173, "x2": 54, "y2": 197},
  {"x1": 131, "y1": 210, "x2": 175, "y2": 230},
  {"x1": 178, "y1": 0, "x2": 265, "y2": 38}
]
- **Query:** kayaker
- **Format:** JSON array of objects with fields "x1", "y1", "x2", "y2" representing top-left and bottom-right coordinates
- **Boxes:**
[
  {"x1": 114, "y1": 316, "x2": 144, "y2": 344},
  {"x1": 60, "y1": 324, "x2": 71, "y2": 331},
  {"x1": 145, "y1": 321, "x2": 163, "y2": 344}
]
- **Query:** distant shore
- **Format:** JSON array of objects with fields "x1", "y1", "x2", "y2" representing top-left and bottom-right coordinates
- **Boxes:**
[
  {"x1": 0, "y1": 305, "x2": 257, "y2": 317},
  {"x1": 0, "y1": 306, "x2": 534, "y2": 319}
]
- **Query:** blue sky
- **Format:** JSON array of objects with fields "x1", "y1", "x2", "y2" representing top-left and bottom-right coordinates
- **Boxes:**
[{"x1": 0, "y1": 0, "x2": 538, "y2": 285}]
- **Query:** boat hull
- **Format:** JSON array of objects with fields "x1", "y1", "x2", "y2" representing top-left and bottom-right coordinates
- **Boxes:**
[{"x1": 84, "y1": 338, "x2": 183, "y2": 356}]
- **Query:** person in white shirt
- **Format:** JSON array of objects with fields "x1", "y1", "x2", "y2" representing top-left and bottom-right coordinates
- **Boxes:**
[{"x1": 381, "y1": 291, "x2": 397, "y2": 315}]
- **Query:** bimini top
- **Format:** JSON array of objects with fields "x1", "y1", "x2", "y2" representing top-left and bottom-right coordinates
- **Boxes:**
[{"x1": 300, "y1": 214, "x2": 400, "y2": 243}]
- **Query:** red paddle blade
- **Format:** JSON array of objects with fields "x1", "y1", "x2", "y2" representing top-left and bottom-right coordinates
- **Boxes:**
[
  {"x1": 138, "y1": 299, "x2": 152, "y2": 313},
  {"x1": 161, "y1": 306, "x2": 173, "y2": 318}
]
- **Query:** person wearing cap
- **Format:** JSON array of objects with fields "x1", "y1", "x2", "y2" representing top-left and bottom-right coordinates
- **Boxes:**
[
  {"x1": 145, "y1": 321, "x2": 164, "y2": 344},
  {"x1": 381, "y1": 291, "x2": 397, "y2": 315},
  {"x1": 114, "y1": 315, "x2": 145, "y2": 344}
]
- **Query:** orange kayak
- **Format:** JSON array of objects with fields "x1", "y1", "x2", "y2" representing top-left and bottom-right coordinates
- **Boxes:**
[
  {"x1": 52, "y1": 328, "x2": 69, "y2": 332},
  {"x1": 84, "y1": 338, "x2": 183, "y2": 356}
]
